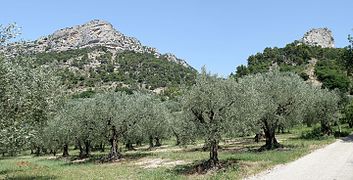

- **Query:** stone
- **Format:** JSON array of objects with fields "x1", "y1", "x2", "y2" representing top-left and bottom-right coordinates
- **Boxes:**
[{"x1": 301, "y1": 28, "x2": 334, "y2": 48}]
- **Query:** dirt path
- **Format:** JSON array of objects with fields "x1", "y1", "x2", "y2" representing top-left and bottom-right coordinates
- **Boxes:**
[
  {"x1": 306, "y1": 58, "x2": 322, "y2": 87},
  {"x1": 246, "y1": 135, "x2": 353, "y2": 180}
]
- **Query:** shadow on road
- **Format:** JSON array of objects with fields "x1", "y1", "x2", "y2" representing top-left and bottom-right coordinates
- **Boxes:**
[{"x1": 341, "y1": 134, "x2": 353, "y2": 143}]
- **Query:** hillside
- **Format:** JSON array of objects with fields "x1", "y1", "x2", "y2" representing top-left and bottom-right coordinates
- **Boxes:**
[
  {"x1": 0, "y1": 20, "x2": 197, "y2": 95},
  {"x1": 232, "y1": 28, "x2": 351, "y2": 93}
]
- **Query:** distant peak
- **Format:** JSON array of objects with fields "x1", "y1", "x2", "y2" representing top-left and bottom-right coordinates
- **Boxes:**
[
  {"x1": 84, "y1": 19, "x2": 113, "y2": 26},
  {"x1": 301, "y1": 28, "x2": 334, "y2": 48}
]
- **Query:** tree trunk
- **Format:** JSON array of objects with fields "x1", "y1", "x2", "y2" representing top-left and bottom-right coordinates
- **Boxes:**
[
  {"x1": 62, "y1": 144, "x2": 69, "y2": 157},
  {"x1": 100, "y1": 142, "x2": 105, "y2": 152},
  {"x1": 78, "y1": 141, "x2": 84, "y2": 158},
  {"x1": 125, "y1": 140, "x2": 135, "y2": 151},
  {"x1": 84, "y1": 141, "x2": 90, "y2": 157},
  {"x1": 108, "y1": 125, "x2": 120, "y2": 159},
  {"x1": 155, "y1": 137, "x2": 161, "y2": 147},
  {"x1": 254, "y1": 133, "x2": 263, "y2": 143},
  {"x1": 277, "y1": 125, "x2": 284, "y2": 134},
  {"x1": 264, "y1": 128, "x2": 281, "y2": 149},
  {"x1": 149, "y1": 135, "x2": 154, "y2": 148},
  {"x1": 136, "y1": 140, "x2": 142, "y2": 147},
  {"x1": 262, "y1": 120, "x2": 282, "y2": 150},
  {"x1": 208, "y1": 139, "x2": 219, "y2": 166},
  {"x1": 172, "y1": 129, "x2": 180, "y2": 145},
  {"x1": 35, "y1": 147, "x2": 41, "y2": 156},
  {"x1": 42, "y1": 148, "x2": 48, "y2": 154}
]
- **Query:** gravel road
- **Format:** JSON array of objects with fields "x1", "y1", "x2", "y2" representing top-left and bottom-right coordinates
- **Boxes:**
[{"x1": 245, "y1": 135, "x2": 353, "y2": 180}]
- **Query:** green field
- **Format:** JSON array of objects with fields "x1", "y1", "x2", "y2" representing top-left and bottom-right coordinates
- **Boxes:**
[{"x1": 1, "y1": 125, "x2": 350, "y2": 180}]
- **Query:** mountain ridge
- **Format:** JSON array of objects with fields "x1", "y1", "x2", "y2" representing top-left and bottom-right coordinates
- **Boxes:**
[
  {"x1": 0, "y1": 19, "x2": 190, "y2": 68},
  {"x1": 0, "y1": 20, "x2": 197, "y2": 95}
]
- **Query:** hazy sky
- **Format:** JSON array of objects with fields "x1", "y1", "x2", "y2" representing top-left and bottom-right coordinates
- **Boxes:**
[{"x1": 1, "y1": 0, "x2": 353, "y2": 76}]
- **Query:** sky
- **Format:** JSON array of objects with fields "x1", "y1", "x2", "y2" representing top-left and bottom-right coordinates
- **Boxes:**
[{"x1": 1, "y1": 0, "x2": 353, "y2": 76}]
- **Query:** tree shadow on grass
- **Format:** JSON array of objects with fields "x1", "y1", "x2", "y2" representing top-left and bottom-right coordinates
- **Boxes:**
[
  {"x1": 5, "y1": 175, "x2": 57, "y2": 180},
  {"x1": 183, "y1": 137, "x2": 260, "y2": 153},
  {"x1": 57, "y1": 151, "x2": 153, "y2": 166},
  {"x1": 123, "y1": 152, "x2": 152, "y2": 160},
  {"x1": 169, "y1": 158, "x2": 240, "y2": 175},
  {"x1": 0, "y1": 169, "x2": 23, "y2": 175}
]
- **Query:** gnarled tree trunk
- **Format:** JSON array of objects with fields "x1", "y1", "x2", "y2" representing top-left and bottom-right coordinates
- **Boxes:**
[
  {"x1": 149, "y1": 135, "x2": 154, "y2": 148},
  {"x1": 155, "y1": 137, "x2": 161, "y2": 147},
  {"x1": 51, "y1": 149, "x2": 56, "y2": 156},
  {"x1": 262, "y1": 119, "x2": 282, "y2": 150},
  {"x1": 84, "y1": 141, "x2": 91, "y2": 157},
  {"x1": 62, "y1": 144, "x2": 69, "y2": 157},
  {"x1": 77, "y1": 140, "x2": 84, "y2": 158},
  {"x1": 172, "y1": 129, "x2": 180, "y2": 145},
  {"x1": 100, "y1": 142, "x2": 105, "y2": 152},
  {"x1": 208, "y1": 139, "x2": 219, "y2": 166},
  {"x1": 35, "y1": 146, "x2": 41, "y2": 156},
  {"x1": 108, "y1": 125, "x2": 120, "y2": 159},
  {"x1": 125, "y1": 139, "x2": 135, "y2": 151}
]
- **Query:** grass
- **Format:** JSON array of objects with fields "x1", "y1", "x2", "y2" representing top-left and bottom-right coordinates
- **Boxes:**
[{"x1": 0, "y1": 124, "x2": 351, "y2": 180}]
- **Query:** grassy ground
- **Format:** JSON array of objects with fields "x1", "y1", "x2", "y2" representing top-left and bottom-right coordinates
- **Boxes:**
[{"x1": 1, "y1": 124, "x2": 351, "y2": 180}]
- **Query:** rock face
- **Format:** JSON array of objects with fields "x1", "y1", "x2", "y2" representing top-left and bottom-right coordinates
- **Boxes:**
[
  {"x1": 1, "y1": 19, "x2": 189, "y2": 67},
  {"x1": 301, "y1": 28, "x2": 334, "y2": 48},
  {"x1": 45, "y1": 20, "x2": 158, "y2": 54}
]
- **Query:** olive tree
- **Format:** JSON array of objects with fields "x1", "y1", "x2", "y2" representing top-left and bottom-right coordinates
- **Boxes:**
[
  {"x1": 238, "y1": 71, "x2": 313, "y2": 150},
  {"x1": 181, "y1": 69, "x2": 254, "y2": 167},
  {"x1": 45, "y1": 100, "x2": 79, "y2": 157},
  {"x1": 124, "y1": 93, "x2": 170, "y2": 148},
  {"x1": 344, "y1": 98, "x2": 353, "y2": 128},
  {"x1": 94, "y1": 92, "x2": 129, "y2": 159},
  {"x1": 0, "y1": 24, "x2": 63, "y2": 155},
  {"x1": 164, "y1": 100, "x2": 187, "y2": 145},
  {"x1": 0, "y1": 59, "x2": 62, "y2": 155},
  {"x1": 306, "y1": 88, "x2": 340, "y2": 135}
]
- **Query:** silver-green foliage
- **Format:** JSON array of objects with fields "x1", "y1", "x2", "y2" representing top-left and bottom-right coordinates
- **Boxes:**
[
  {"x1": 304, "y1": 88, "x2": 340, "y2": 134},
  {"x1": 47, "y1": 91, "x2": 171, "y2": 156},
  {"x1": 181, "y1": 68, "x2": 255, "y2": 163},
  {"x1": 238, "y1": 71, "x2": 340, "y2": 148},
  {"x1": 0, "y1": 58, "x2": 62, "y2": 154}
]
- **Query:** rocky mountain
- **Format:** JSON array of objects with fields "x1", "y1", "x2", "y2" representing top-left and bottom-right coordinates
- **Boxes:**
[
  {"x1": 0, "y1": 19, "x2": 190, "y2": 67},
  {"x1": 300, "y1": 28, "x2": 335, "y2": 48},
  {"x1": 0, "y1": 20, "x2": 197, "y2": 95}
]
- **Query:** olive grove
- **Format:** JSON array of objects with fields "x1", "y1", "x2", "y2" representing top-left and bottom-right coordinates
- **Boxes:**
[{"x1": 0, "y1": 24, "x2": 348, "y2": 172}]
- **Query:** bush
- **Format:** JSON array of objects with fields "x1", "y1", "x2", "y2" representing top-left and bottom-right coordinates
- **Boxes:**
[{"x1": 301, "y1": 127, "x2": 329, "y2": 140}]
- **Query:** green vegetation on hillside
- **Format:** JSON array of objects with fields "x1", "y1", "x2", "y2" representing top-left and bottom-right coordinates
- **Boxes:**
[
  {"x1": 231, "y1": 42, "x2": 352, "y2": 92},
  {"x1": 29, "y1": 47, "x2": 197, "y2": 92}
]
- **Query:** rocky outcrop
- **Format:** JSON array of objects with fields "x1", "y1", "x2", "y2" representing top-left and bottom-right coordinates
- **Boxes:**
[
  {"x1": 301, "y1": 28, "x2": 334, "y2": 48},
  {"x1": 0, "y1": 19, "x2": 190, "y2": 67},
  {"x1": 161, "y1": 53, "x2": 189, "y2": 68}
]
